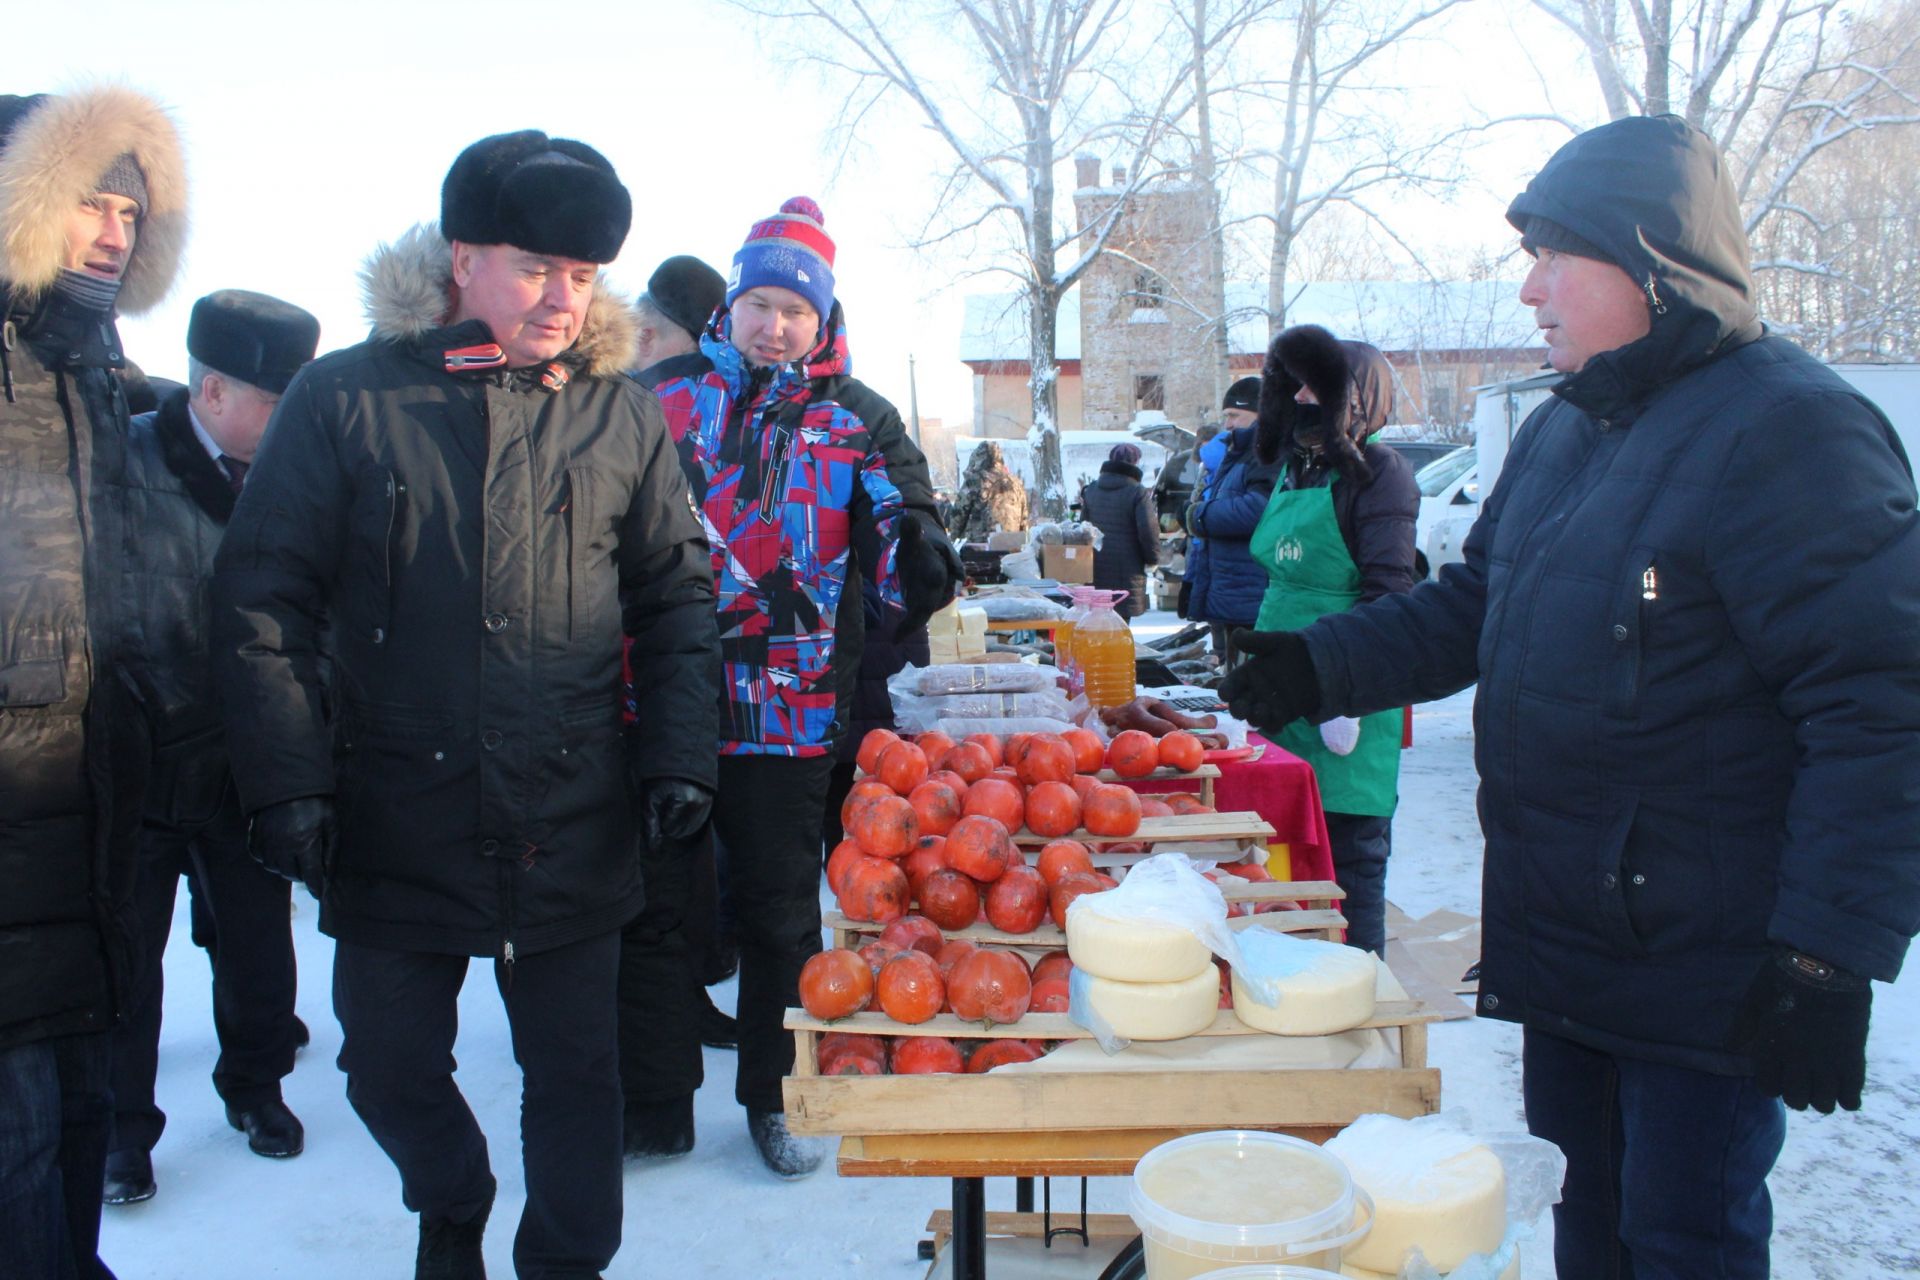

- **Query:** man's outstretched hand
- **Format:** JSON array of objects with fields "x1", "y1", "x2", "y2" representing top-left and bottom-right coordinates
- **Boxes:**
[{"x1": 1219, "y1": 629, "x2": 1322, "y2": 737}]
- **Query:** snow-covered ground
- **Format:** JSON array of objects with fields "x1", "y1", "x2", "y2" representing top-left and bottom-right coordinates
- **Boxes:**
[{"x1": 100, "y1": 614, "x2": 1920, "y2": 1277}]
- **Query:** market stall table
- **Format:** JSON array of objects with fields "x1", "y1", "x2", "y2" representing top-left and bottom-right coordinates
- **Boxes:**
[
  {"x1": 1118, "y1": 733, "x2": 1333, "y2": 882},
  {"x1": 795, "y1": 853, "x2": 1439, "y2": 1280}
]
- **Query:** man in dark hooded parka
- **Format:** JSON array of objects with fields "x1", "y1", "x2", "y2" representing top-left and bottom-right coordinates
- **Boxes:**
[{"x1": 1223, "y1": 115, "x2": 1920, "y2": 1276}]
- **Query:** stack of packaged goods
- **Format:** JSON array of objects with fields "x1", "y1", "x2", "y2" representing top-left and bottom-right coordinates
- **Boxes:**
[{"x1": 925, "y1": 599, "x2": 988, "y2": 665}]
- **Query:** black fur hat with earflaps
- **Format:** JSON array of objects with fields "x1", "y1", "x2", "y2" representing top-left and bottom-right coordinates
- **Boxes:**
[{"x1": 1254, "y1": 324, "x2": 1395, "y2": 485}]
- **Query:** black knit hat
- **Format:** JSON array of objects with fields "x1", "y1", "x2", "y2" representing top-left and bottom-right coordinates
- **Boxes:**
[
  {"x1": 441, "y1": 130, "x2": 632, "y2": 264},
  {"x1": 188, "y1": 290, "x2": 321, "y2": 394},
  {"x1": 1519, "y1": 214, "x2": 1613, "y2": 266},
  {"x1": 1222, "y1": 376, "x2": 1261, "y2": 412},
  {"x1": 645, "y1": 254, "x2": 726, "y2": 341}
]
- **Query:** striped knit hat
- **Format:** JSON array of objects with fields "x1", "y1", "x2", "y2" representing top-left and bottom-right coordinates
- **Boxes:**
[{"x1": 727, "y1": 196, "x2": 836, "y2": 322}]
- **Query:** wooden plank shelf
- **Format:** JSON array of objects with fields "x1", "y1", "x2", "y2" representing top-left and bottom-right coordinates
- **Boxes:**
[
  {"x1": 1010, "y1": 809, "x2": 1274, "y2": 848},
  {"x1": 785, "y1": 999, "x2": 1434, "y2": 1042},
  {"x1": 828, "y1": 881, "x2": 1347, "y2": 950}
]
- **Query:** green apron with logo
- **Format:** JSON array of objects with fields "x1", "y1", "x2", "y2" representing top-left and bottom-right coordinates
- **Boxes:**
[{"x1": 1249, "y1": 471, "x2": 1401, "y2": 817}]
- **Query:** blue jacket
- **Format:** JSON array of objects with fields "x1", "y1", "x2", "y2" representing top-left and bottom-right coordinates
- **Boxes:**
[
  {"x1": 1183, "y1": 426, "x2": 1280, "y2": 627},
  {"x1": 1302, "y1": 117, "x2": 1920, "y2": 1074}
]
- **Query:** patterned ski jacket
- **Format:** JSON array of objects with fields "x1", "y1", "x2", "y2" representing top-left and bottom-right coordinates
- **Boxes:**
[{"x1": 644, "y1": 304, "x2": 938, "y2": 757}]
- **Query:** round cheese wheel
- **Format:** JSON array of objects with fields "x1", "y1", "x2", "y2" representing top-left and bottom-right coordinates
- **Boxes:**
[
  {"x1": 1077, "y1": 968, "x2": 1218, "y2": 1041},
  {"x1": 1066, "y1": 904, "x2": 1212, "y2": 982},
  {"x1": 1339, "y1": 1143, "x2": 1508, "y2": 1274},
  {"x1": 1344, "y1": 1258, "x2": 1517, "y2": 1279},
  {"x1": 1229, "y1": 939, "x2": 1376, "y2": 1035}
]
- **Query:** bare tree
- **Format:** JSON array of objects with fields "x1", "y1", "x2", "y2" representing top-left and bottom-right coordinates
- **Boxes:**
[
  {"x1": 1246, "y1": 0, "x2": 1471, "y2": 337},
  {"x1": 1173, "y1": 0, "x2": 1284, "y2": 406},
  {"x1": 738, "y1": 0, "x2": 1188, "y2": 516},
  {"x1": 1534, "y1": 0, "x2": 1920, "y2": 357},
  {"x1": 1749, "y1": 1, "x2": 1920, "y2": 357}
]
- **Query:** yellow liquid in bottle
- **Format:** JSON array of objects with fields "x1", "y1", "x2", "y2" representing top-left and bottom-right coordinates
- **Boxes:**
[{"x1": 1076, "y1": 621, "x2": 1135, "y2": 709}]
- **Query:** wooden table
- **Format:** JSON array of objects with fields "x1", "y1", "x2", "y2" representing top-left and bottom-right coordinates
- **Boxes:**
[{"x1": 786, "y1": 914, "x2": 1443, "y2": 1279}]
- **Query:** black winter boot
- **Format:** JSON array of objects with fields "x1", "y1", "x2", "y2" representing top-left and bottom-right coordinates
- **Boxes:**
[
  {"x1": 623, "y1": 1094, "x2": 695, "y2": 1160},
  {"x1": 747, "y1": 1108, "x2": 824, "y2": 1179},
  {"x1": 416, "y1": 1197, "x2": 490, "y2": 1280}
]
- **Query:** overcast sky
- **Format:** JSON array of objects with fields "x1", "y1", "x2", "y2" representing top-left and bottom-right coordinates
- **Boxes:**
[{"x1": 23, "y1": 0, "x2": 1590, "y2": 429}]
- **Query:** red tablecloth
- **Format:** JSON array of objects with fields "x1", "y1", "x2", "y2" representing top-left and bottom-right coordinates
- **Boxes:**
[{"x1": 1120, "y1": 733, "x2": 1334, "y2": 881}]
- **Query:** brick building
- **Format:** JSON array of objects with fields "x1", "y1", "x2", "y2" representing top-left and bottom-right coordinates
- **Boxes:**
[{"x1": 959, "y1": 163, "x2": 1547, "y2": 438}]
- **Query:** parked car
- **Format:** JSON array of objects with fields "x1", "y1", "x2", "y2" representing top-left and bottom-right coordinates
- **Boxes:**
[
  {"x1": 1412, "y1": 446, "x2": 1479, "y2": 579},
  {"x1": 1384, "y1": 438, "x2": 1465, "y2": 473}
]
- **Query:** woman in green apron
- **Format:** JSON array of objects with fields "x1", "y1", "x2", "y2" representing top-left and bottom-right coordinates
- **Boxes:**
[{"x1": 1246, "y1": 326, "x2": 1420, "y2": 953}]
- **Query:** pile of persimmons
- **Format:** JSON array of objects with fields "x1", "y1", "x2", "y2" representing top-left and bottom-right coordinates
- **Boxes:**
[{"x1": 802, "y1": 724, "x2": 1221, "y2": 1076}]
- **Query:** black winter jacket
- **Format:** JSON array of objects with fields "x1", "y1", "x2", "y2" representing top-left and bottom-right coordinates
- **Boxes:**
[
  {"x1": 1079, "y1": 462, "x2": 1159, "y2": 603},
  {"x1": 123, "y1": 390, "x2": 247, "y2": 829},
  {"x1": 1302, "y1": 116, "x2": 1920, "y2": 1072},
  {"x1": 1184, "y1": 427, "x2": 1282, "y2": 627},
  {"x1": 0, "y1": 288, "x2": 147, "y2": 1050},
  {"x1": 213, "y1": 227, "x2": 720, "y2": 961}
]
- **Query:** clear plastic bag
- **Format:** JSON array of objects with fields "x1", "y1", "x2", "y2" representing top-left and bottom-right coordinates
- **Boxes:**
[
  {"x1": 970, "y1": 594, "x2": 1068, "y2": 622},
  {"x1": 1028, "y1": 520, "x2": 1104, "y2": 550},
  {"x1": 893, "y1": 689, "x2": 1081, "y2": 728},
  {"x1": 903, "y1": 664, "x2": 1057, "y2": 696},
  {"x1": 1065, "y1": 854, "x2": 1245, "y2": 1052},
  {"x1": 1323, "y1": 1109, "x2": 1567, "y2": 1279}
]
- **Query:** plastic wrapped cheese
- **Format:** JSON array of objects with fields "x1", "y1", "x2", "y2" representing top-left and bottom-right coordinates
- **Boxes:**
[
  {"x1": 1327, "y1": 1114, "x2": 1510, "y2": 1275},
  {"x1": 1071, "y1": 967, "x2": 1218, "y2": 1041},
  {"x1": 1341, "y1": 1257, "x2": 1519, "y2": 1280},
  {"x1": 1229, "y1": 931, "x2": 1376, "y2": 1035},
  {"x1": 1066, "y1": 900, "x2": 1213, "y2": 983}
]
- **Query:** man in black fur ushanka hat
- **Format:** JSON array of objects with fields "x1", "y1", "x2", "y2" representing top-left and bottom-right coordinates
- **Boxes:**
[
  {"x1": 212, "y1": 130, "x2": 721, "y2": 1278},
  {"x1": 105, "y1": 290, "x2": 321, "y2": 1209}
]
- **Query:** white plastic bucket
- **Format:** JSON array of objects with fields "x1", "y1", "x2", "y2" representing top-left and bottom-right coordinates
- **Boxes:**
[
  {"x1": 1128, "y1": 1131, "x2": 1374, "y2": 1278},
  {"x1": 1189, "y1": 1267, "x2": 1349, "y2": 1279}
]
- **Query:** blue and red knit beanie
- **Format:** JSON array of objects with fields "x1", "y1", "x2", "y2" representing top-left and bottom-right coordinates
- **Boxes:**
[{"x1": 727, "y1": 196, "x2": 836, "y2": 322}]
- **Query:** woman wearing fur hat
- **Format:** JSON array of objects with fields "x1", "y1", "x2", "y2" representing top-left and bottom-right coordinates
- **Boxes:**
[
  {"x1": 1246, "y1": 325, "x2": 1418, "y2": 953},
  {"x1": 0, "y1": 85, "x2": 187, "y2": 1279}
]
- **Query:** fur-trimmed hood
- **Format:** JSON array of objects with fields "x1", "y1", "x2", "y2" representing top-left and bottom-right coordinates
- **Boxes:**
[
  {"x1": 358, "y1": 223, "x2": 639, "y2": 378},
  {"x1": 0, "y1": 86, "x2": 188, "y2": 316},
  {"x1": 1255, "y1": 325, "x2": 1394, "y2": 485}
]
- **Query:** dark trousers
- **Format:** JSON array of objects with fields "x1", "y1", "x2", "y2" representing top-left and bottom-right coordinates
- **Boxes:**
[
  {"x1": 820, "y1": 759, "x2": 858, "y2": 854},
  {"x1": 1325, "y1": 811, "x2": 1391, "y2": 954},
  {"x1": 1523, "y1": 1027, "x2": 1786, "y2": 1279},
  {"x1": 615, "y1": 830, "x2": 714, "y2": 1109},
  {"x1": 0, "y1": 1032, "x2": 117, "y2": 1280},
  {"x1": 334, "y1": 931, "x2": 623, "y2": 1280},
  {"x1": 713, "y1": 753, "x2": 835, "y2": 1113},
  {"x1": 110, "y1": 811, "x2": 298, "y2": 1154}
]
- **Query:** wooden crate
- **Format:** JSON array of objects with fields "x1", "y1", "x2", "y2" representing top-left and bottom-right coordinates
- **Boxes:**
[
  {"x1": 829, "y1": 879, "x2": 1348, "y2": 951},
  {"x1": 782, "y1": 945, "x2": 1441, "y2": 1139}
]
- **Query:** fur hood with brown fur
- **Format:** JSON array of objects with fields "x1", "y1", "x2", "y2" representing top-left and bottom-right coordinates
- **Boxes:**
[
  {"x1": 359, "y1": 223, "x2": 639, "y2": 378},
  {"x1": 0, "y1": 85, "x2": 188, "y2": 316}
]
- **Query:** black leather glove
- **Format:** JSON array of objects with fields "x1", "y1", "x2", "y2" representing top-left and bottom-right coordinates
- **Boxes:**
[
  {"x1": 639, "y1": 778, "x2": 715, "y2": 851},
  {"x1": 893, "y1": 514, "x2": 964, "y2": 639},
  {"x1": 1219, "y1": 629, "x2": 1322, "y2": 736},
  {"x1": 249, "y1": 796, "x2": 336, "y2": 901},
  {"x1": 1725, "y1": 946, "x2": 1872, "y2": 1114},
  {"x1": 1176, "y1": 577, "x2": 1193, "y2": 620}
]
